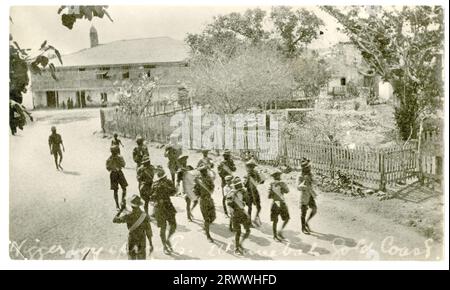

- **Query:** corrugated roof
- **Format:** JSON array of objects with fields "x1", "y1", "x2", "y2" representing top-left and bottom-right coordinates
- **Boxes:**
[{"x1": 56, "y1": 37, "x2": 190, "y2": 67}]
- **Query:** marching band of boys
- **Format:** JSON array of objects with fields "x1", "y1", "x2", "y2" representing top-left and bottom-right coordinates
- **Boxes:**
[{"x1": 107, "y1": 134, "x2": 318, "y2": 259}]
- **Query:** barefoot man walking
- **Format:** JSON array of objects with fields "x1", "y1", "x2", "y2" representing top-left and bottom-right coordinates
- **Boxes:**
[{"x1": 48, "y1": 126, "x2": 65, "y2": 170}]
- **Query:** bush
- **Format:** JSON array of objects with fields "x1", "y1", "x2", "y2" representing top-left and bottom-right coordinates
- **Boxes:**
[
  {"x1": 394, "y1": 99, "x2": 419, "y2": 141},
  {"x1": 346, "y1": 81, "x2": 360, "y2": 98}
]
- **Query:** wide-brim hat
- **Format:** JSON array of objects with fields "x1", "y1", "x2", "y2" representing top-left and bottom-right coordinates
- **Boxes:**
[
  {"x1": 51, "y1": 126, "x2": 56, "y2": 131},
  {"x1": 201, "y1": 149, "x2": 210, "y2": 154},
  {"x1": 197, "y1": 164, "x2": 208, "y2": 172},
  {"x1": 136, "y1": 135, "x2": 144, "y2": 142},
  {"x1": 271, "y1": 169, "x2": 282, "y2": 177},
  {"x1": 129, "y1": 194, "x2": 143, "y2": 207},
  {"x1": 223, "y1": 149, "x2": 231, "y2": 156},
  {"x1": 178, "y1": 155, "x2": 188, "y2": 162}
]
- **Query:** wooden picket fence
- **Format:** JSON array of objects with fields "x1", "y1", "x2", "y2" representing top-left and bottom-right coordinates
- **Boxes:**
[{"x1": 100, "y1": 108, "x2": 420, "y2": 191}]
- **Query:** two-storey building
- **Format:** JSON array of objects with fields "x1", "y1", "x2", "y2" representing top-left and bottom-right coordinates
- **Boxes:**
[{"x1": 30, "y1": 26, "x2": 190, "y2": 109}]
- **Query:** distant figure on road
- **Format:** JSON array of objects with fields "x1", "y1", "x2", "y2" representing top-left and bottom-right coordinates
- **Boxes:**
[
  {"x1": 194, "y1": 164, "x2": 216, "y2": 243},
  {"x1": 268, "y1": 169, "x2": 290, "y2": 242},
  {"x1": 132, "y1": 136, "x2": 149, "y2": 170},
  {"x1": 243, "y1": 159, "x2": 264, "y2": 227},
  {"x1": 137, "y1": 155, "x2": 154, "y2": 214},
  {"x1": 218, "y1": 149, "x2": 236, "y2": 217},
  {"x1": 111, "y1": 133, "x2": 124, "y2": 154},
  {"x1": 113, "y1": 194, "x2": 153, "y2": 260},
  {"x1": 227, "y1": 177, "x2": 251, "y2": 255},
  {"x1": 150, "y1": 168, "x2": 177, "y2": 255},
  {"x1": 106, "y1": 145, "x2": 128, "y2": 210},
  {"x1": 164, "y1": 141, "x2": 182, "y2": 183},
  {"x1": 48, "y1": 126, "x2": 65, "y2": 170},
  {"x1": 297, "y1": 158, "x2": 317, "y2": 235}
]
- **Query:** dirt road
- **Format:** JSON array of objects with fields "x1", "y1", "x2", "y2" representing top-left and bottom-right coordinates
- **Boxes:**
[{"x1": 9, "y1": 109, "x2": 443, "y2": 260}]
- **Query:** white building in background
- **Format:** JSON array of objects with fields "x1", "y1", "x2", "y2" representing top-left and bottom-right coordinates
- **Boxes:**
[{"x1": 30, "y1": 26, "x2": 190, "y2": 109}]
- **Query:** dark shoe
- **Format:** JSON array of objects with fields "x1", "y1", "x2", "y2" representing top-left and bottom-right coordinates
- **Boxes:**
[
  {"x1": 301, "y1": 228, "x2": 311, "y2": 235},
  {"x1": 166, "y1": 240, "x2": 173, "y2": 252},
  {"x1": 234, "y1": 247, "x2": 244, "y2": 255},
  {"x1": 305, "y1": 222, "x2": 312, "y2": 233},
  {"x1": 207, "y1": 236, "x2": 214, "y2": 243},
  {"x1": 273, "y1": 235, "x2": 282, "y2": 242},
  {"x1": 163, "y1": 247, "x2": 171, "y2": 255},
  {"x1": 278, "y1": 231, "x2": 285, "y2": 240}
]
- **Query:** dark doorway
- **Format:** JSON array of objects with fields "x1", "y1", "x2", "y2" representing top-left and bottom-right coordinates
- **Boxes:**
[
  {"x1": 340, "y1": 77, "x2": 346, "y2": 86},
  {"x1": 76, "y1": 91, "x2": 86, "y2": 108},
  {"x1": 46, "y1": 91, "x2": 57, "y2": 108}
]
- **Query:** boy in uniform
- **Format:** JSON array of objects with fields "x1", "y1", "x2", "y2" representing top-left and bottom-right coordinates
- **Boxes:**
[
  {"x1": 268, "y1": 169, "x2": 290, "y2": 241},
  {"x1": 111, "y1": 133, "x2": 124, "y2": 154},
  {"x1": 194, "y1": 164, "x2": 216, "y2": 242},
  {"x1": 176, "y1": 155, "x2": 198, "y2": 221},
  {"x1": 197, "y1": 149, "x2": 214, "y2": 169},
  {"x1": 164, "y1": 141, "x2": 182, "y2": 183},
  {"x1": 297, "y1": 158, "x2": 317, "y2": 235},
  {"x1": 227, "y1": 177, "x2": 251, "y2": 255},
  {"x1": 243, "y1": 159, "x2": 264, "y2": 226},
  {"x1": 218, "y1": 150, "x2": 236, "y2": 217},
  {"x1": 132, "y1": 136, "x2": 149, "y2": 169},
  {"x1": 150, "y1": 168, "x2": 177, "y2": 255},
  {"x1": 223, "y1": 175, "x2": 234, "y2": 231},
  {"x1": 113, "y1": 194, "x2": 153, "y2": 260},
  {"x1": 106, "y1": 145, "x2": 128, "y2": 210},
  {"x1": 137, "y1": 156, "x2": 154, "y2": 213}
]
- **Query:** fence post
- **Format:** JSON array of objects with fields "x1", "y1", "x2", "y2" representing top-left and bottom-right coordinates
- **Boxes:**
[{"x1": 379, "y1": 150, "x2": 386, "y2": 191}]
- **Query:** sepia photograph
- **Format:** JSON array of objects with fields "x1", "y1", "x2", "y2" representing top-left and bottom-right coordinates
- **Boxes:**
[{"x1": 5, "y1": 0, "x2": 448, "y2": 268}]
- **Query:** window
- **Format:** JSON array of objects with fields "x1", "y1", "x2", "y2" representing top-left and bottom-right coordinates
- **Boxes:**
[
  {"x1": 101, "y1": 92, "x2": 108, "y2": 102},
  {"x1": 144, "y1": 64, "x2": 156, "y2": 69},
  {"x1": 78, "y1": 68, "x2": 86, "y2": 71},
  {"x1": 122, "y1": 72, "x2": 130, "y2": 79},
  {"x1": 96, "y1": 70, "x2": 111, "y2": 80},
  {"x1": 340, "y1": 77, "x2": 346, "y2": 86}
]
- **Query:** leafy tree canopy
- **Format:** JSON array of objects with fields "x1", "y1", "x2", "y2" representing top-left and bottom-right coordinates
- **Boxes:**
[{"x1": 322, "y1": 5, "x2": 444, "y2": 140}]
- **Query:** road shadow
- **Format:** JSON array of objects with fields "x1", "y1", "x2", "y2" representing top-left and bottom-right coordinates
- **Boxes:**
[
  {"x1": 282, "y1": 230, "x2": 331, "y2": 256},
  {"x1": 248, "y1": 233, "x2": 272, "y2": 247},
  {"x1": 210, "y1": 223, "x2": 234, "y2": 239},
  {"x1": 309, "y1": 231, "x2": 357, "y2": 247},
  {"x1": 212, "y1": 238, "x2": 272, "y2": 260},
  {"x1": 60, "y1": 170, "x2": 81, "y2": 176},
  {"x1": 167, "y1": 251, "x2": 201, "y2": 260},
  {"x1": 175, "y1": 224, "x2": 191, "y2": 233}
]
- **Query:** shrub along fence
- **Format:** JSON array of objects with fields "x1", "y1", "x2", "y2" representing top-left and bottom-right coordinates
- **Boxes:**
[{"x1": 100, "y1": 108, "x2": 419, "y2": 191}]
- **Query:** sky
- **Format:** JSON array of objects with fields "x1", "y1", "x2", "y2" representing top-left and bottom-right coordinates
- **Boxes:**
[{"x1": 10, "y1": 5, "x2": 349, "y2": 56}]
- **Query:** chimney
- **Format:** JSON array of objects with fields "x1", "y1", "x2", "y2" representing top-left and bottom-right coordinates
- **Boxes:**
[{"x1": 90, "y1": 25, "x2": 99, "y2": 48}]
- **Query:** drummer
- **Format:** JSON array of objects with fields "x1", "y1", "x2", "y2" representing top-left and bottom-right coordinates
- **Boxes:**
[{"x1": 176, "y1": 155, "x2": 198, "y2": 222}]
